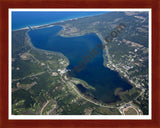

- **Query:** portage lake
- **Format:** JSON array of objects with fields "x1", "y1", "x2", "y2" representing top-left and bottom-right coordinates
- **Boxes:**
[{"x1": 28, "y1": 26, "x2": 132, "y2": 103}]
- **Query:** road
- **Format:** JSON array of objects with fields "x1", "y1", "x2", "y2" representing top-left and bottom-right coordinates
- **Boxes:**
[
  {"x1": 40, "y1": 100, "x2": 50, "y2": 115},
  {"x1": 12, "y1": 71, "x2": 45, "y2": 82},
  {"x1": 61, "y1": 77, "x2": 117, "y2": 108}
]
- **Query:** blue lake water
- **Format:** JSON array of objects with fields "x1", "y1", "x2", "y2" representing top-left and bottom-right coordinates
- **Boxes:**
[{"x1": 28, "y1": 26, "x2": 132, "y2": 103}]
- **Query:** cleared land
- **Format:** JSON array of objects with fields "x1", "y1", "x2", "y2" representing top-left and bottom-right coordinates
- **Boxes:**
[{"x1": 123, "y1": 106, "x2": 139, "y2": 115}]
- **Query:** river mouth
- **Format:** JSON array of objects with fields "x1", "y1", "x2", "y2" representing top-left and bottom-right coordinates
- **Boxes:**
[{"x1": 28, "y1": 25, "x2": 133, "y2": 103}]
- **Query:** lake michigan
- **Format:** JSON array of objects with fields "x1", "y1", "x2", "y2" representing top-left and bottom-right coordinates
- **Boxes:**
[{"x1": 12, "y1": 11, "x2": 109, "y2": 30}]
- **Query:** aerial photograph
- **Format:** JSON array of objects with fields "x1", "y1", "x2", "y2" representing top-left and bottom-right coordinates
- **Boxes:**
[{"x1": 10, "y1": 10, "x2": 150, "y2": 117}]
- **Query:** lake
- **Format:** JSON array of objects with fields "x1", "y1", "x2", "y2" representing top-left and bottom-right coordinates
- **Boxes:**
[
  {"x1": 28, "y1": 25, "x2": 132, "y2": 103},
  {"x1": 12, "y1": 11, "x2": 108, "y2": 30}
]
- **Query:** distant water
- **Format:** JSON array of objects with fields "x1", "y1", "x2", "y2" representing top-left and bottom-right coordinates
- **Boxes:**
[
  {"x1": 28, "y1": 26, "x2": 133, "y2": 103},
  {"x1": 12, "y1": 11, "x2": 109, "y2": 30}
]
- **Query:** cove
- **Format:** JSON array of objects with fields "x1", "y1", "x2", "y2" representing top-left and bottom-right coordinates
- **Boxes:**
[{"x1": 28, "y1": 26, "x2": 132, "y2": 103}]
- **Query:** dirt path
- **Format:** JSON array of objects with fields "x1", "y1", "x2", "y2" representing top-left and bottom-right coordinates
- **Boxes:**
[{"x1": 40, "y1": 100, "x2": 50, "y2": 115}]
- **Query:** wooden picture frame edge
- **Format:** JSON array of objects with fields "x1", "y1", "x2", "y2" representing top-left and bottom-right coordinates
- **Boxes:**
[{"x1": 0, "y1": 0, "x2": 160, "y2": 128}]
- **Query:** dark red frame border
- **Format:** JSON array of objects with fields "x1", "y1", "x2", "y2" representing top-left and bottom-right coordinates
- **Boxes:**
[{"x1": 0, "y1": 0, "x2": 160, "y2": 128}]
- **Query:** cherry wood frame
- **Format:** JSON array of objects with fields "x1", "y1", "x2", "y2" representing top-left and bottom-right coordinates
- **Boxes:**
[{"x1": 0, "y1": 0, "x2": 160, "y2": 128}]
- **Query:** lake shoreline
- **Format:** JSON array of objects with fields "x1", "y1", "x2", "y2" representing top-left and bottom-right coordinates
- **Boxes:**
[{"x1": 24, "y1": 29, "x2": 121, "y2": 107}]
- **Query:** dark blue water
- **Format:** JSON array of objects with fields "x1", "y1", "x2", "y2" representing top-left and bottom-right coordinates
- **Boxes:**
[
  {"x1": 12, "y1": 11, "x2": 108, "y2": 30},
  {"x1": 76, "y1": 84, "x2": 87, "y2": 93},
  {"x1": 28, "y1": 26, "x2": 132, "y2": 103}
]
